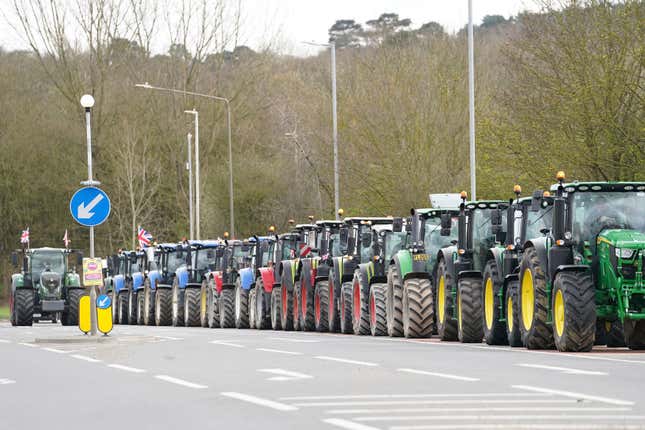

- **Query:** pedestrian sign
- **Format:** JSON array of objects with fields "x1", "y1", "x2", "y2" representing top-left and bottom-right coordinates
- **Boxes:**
[
  {"x1": 78, "y1": 295, "x2": 90, "y2": 334},
  {"x1": 82, "y1": 258, "x2": 103, "y2": 287},
  {"x1": 70, "y1": 187, "x2": 111, "y2": 227}
]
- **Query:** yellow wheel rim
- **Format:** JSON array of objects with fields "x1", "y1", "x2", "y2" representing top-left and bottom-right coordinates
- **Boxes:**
[
  {"x1": 554, "y1": 289, "x2": 565, "y2": 337},
  {"x1": 438, "y1": 275, "x2": 446, "y2": 323},
  {"x1": 521, "y1": 269, "x2": 534, "y2": 330},
  {"x1": 201, "y1": 287, "x2": 207, "y2": 316},
  {"x1": 507, "y1": 294, "x2": 513, "y2": 332},
  {"x1": 484, "y1": 278, "x2": 494, "y2": 330}
]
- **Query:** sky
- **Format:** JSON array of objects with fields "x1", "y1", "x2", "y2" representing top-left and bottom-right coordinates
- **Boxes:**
[{"x1": 0, "y1": 0, "x2": 539, "y2": 56}]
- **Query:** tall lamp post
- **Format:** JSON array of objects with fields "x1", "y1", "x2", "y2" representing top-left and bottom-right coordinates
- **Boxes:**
[
  {"x1": 184, "y1": 110, "x2": 199, "y2": 239},
  {"x1": 187, "y1": 133, "x2": 194, "y2": 240},
  {"x1": 467, "y1": 0, "x2": 477, "y2": 200},
  {"x1": 135, "y1": 83, "x2": 235, "y2": 237}
]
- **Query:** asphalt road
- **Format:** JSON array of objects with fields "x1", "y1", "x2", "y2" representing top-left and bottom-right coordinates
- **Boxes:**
[{"x1": 1, "y1": 323, "x2": 645, "y2": 430}]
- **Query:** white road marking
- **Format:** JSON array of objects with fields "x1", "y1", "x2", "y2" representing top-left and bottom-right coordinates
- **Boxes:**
[
  {"x1": 209, "y1": 340, "x2": 245, "y2": 348},
  {"x1": 517, "y1": 363, "x2": 607, "y2": 375},
  {"x1": 357, "y1": 415, "x2": 645, "y2": 422},
  {"x1": 154, "y1": 375, "x2": 207, "y2": 389},
  {"x1": 397, "y1": 368, "x2": 479, "y2": 382},
  {"x1": 292, "y1": 399, "x2": 578, "y2": 407},
  {"x1": 258, "y1": 368, "x2": 313, "y2": 381},
  {"x1": 314, "y1": 356, "x2": 379, "y2": 367},
  {"x1": 269, "y1": 337, "x2": 320, "y2": 343},
  {"x1": 328, "y1": 406, "x2": 632, "y2": 414},
  {"x1": 107, "y1": 364, "x2": 147, "y2": 373},
  {"x1": 280, "y1": 393, "x2": 548, "y2": 401},
  {"x1": 0, "y1": 339, "x2": 11, "y2": 343},
  {"x1": 42, "y1": 347, "x2": 74, "y2": 354},
  {"x1": 468, "y1": 344, "x2": 645, "y2": 365},
  {"x1": 256, "y1": 348, "x2": 303, "y2": 355},
  {"x1": 391, "y1": 425, "x2": 645, "y2": 430},
  {"x1": 18, "y1": 342, "x2": 38, "y2": 348},
  {"x1": 71, "y1": 354, "x2": 101, "y2": 363},
  {"x1": 221, "y1": 392, "x2": 298, "y2": 411},
  {"x1": 512, "y1": 385, "x2": 634, "y2": 406},
  {"x1": 0, "y1": 378, "x2": 16, "y2": 385},
  {"x1": 155, "y1": 335, "x2": 183, "y2": 341},
  {"x1": 322, "y1": 418, "x2": 380, "y2": 430}
]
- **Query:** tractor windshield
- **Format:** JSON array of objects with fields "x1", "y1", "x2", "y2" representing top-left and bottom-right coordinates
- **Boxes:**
[
  {"x1": 166, "y1": 251, "x2": 183, "y2": 273},
  {"x1": 423, "y1": 216, "x2": 458, "y2": 255},
  {"x1": 118, "y1": 257, "x2": 126, "y2": 274},
  {"x1": 194, "y1": 248, "x2": 217, "y2": 271},
  {"x1": 31, "y1": 251, "x2": 65, "y2": 277},
  {"x1": 572, "y1": 191, "x2": 645, "y2": 243},
  {"x1": 231, "y1": 245, "x2": 253, "y2": 269},
  {"x1": 385, "y1": 232, "x2": 407, "y2": 261},
  {"x1": 261, "y1": 244, "x2": 273, "y2": 266},
  {"x1": 281, "y1": 239, "x2": 297, "y2": 260},
  {"x1": 471, "y1": 208, "x2": 506, "y2": 271},
  {"x1": 330, "y1": 233, "x2": 343, "y2": 257},
  {"x1": 525, "y1": 205, "x2": 553, "y2": 241}
]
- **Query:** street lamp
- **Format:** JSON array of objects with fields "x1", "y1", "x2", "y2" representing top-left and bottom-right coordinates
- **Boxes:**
[
  {"x1": 302, "y1": 40, "x2": 340, "y2": 220},
  {"x1": 467, "y1": 0, "x2": 477, "y2": 200},
  {"x1": 135, "y1": 83, "x2": 235, "y2": 237},
  {"x1": 184, "y1": 109, "x2": 200, "y2": 239},
  {"x1": 186, "y1": 133, "x2": 194, "y2": 240}
]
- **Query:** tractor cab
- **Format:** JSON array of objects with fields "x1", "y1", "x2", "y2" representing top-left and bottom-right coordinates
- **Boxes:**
[
  {"x1": 186, "y1": 240, "x2": 220, "y2": 285},
  {"x1": 315, "y1": 220, "x2": 345, "y2": 260},
  {"x1": 248, "y1": 236, "x2": 275, "y2": 271},
  {"x1": 405, "y1": 208, "x2": 460, "y2": 277}
]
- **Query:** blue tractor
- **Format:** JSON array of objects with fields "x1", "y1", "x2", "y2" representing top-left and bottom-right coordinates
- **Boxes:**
[
  {"x1": 179, "y1": 240, "x2": 221, "y2": 327},
  {"x1": 111, "y1": 250, "x2": 146, "y2": 325},
  {"x1": 235, "y1": 236, "x2": 275, "y2": 329}
]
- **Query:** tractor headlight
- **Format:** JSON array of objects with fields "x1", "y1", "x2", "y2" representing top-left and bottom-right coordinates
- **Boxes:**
[{"x1": 615, "y1": 248, "x2": 635, "y2": 259}]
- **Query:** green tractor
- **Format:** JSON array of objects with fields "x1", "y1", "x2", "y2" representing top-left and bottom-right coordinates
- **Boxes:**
[
  {"x1": 387, "y1": 206, "x2": 459, "y2": 338},
  {"x1": 10, "y1": 247, "x2": 85, "y2": 326},
  {"x1": 518, "y1": 173, "x2": 645, "y2": 351}
]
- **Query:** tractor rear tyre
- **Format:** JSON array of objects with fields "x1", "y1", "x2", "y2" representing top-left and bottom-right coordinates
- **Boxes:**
[
  {"x1": 387, "y1": 266, "x2": 404, "y2": 337},
  {"x1": 624, "y1": 320, "x2": 645, "y2": 350},
  {"x1": 505, "y1": 280, "x2": 522, "y2": 347},
  {"x1": 142, "y1": 281, "x2": 155, "y2": 326},
  {"x1": 184, "y1": 287, "x2": 201, "y2": 327},
  {"x1": 300, "y1": 281, "x2": 315, "y2": 332},
  {"x1": 436, "y1": 259, "x2": 458, "y2": 341},
  {"x1": 137, "y1": 291, "x2": 145, "y2": 325},
  {"x1": 154, "y1": 288, "x2": 172, "y2": 326},
  {"x1": 606, "y1": 320, "x2": 626, "y2": 347},
  {"x1": 369, "y1": 283, "x2": 387, "y2": 336},
  {"x1": 171, "y1": 280, "x2": 184, "y2": 327},
  {"x1": 249, "y1": 289, "x2": 257, "y2": 329},
  {"x1": 552, "y1": 271, "x2": 596, "y2": 352},
  {"x1": 255, "y1": 280, "x2": 271, "y2": 329},
  {"x1": 339, "y1": 282, "x2": 353, "y2": 334},
  {"x1": 64, "y1": 288, "x2": 85, "y2": 326},
  {"x1": 219, "y1": 288, "x2": 235, "y2": 328},
  {"x1": 402, "y1": 278, "x2": 434, "y2": 338},
  {"x1": 199, "y1": 281, "x2": 209, "y2": 328},
  {"x1": 117, "y1": 291, "x2": 129, "y2": 325},
  {"x1": 127, "y1": 287, "x2": 138, "y2": 325},
  {"x1": 457, "y1": 277, "x2": 483, "y2": 343},
  {"x1": 271, "y1": 287, "x2": 283, "y2": 330},
  {"x1": 314, "y1": 281, "x2": 329, "y2": 332},
  {"x1": 109, "y1": 289, "x2": 118, "y2": 324},
  {"x1": 482, "y1": 261, "x2": 507, "y2": 345},
  {"x1": 292, "y1": 283, "x2": 301, "y2": 331},
  {"x1": 328, "y1": 269, "x2": 341, "y2": 333},
  {"x1": 234, "y1": 281, "x2": 250, "y2": 329},
  {"x1": 280, "y1": 285, "x2": 294, "y2": 331},
  {"x1": 352, "y1": 271, "x2": 370, "y2": 335},
  {"x1": 13, "y1": 289, "x2": 34, "y2": 326},
  {"x1": 518, "y1": 247, "x2": 554, "y2": 349},
  {"x1": 206, "y1": 283, "x2": 220, "y2": 328}
]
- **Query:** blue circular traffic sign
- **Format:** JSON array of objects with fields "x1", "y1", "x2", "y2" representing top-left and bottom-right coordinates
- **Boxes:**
[
  {"x1": 96, "y1": 294, "x2": 111, "y2": 309},
  {"x1": 70, "y1": 187, "x2": 111, "y2": 227}
]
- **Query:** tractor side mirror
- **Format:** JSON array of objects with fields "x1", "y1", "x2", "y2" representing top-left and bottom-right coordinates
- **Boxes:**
[
  {"x1": 77, "y1": 252, "x2": 83, "y2": 266},
  {"x1": 392, "y1": 218, "x2": 403, "y2": 232},
  {"x1": 405, "y1": 217, "x2": 412, "y2": 232},
  {"x1": 491, "y1": 208, "x2": 502, "y2": 228},
  {"x1": 361, "y1": 232, "x2": 371, "y2": 248},
  {"x1": 440, "y1": 213, "x2": 452, "y2": 230},
  {"x1": 11, "y1": 252, "x2": 18, "y2": 266},
  {"x1": 339, "y1": 228, "x2": 348, "y2": 243}
]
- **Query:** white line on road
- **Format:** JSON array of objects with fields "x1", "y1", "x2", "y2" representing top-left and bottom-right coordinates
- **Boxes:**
[
  {"x1": 280, "y1": 393, "x2": 549, "y2": 401},
  {"x1": 42, "y1": 347, "x2": 74, "y2": 354},
  {"x1": 314, "y1": 356, "x2": 379, "y2": 367},
  {"x1": 18, "y1": 342, "x2": 38, "y2": 348},
  {"x1": 209, "y1": 340, "x2": 245, "y2": 348},
  {"x1": 269, "y1": 337, "x2": 320, "y2": 343},
  {"x1": 322, "y1": 418, "x2": 380, "y2": 430},
  {"x1": 391, "y1": 424, "x2": 645, "y2": 430},
  {"x1": 397, "y1": 368, "x2": 479, "y2": 382},
  {"x1": 258, "y1": 368, "x2": 313, "y2": 381},
  {"x1": 256, "y1": 348, "x2": 304, "y2": 355},
  {"x1": 517, "y1": 363, "x2": 607, "y2": 375},
  {"x1": 71, "y1": 354, "x2": 101, "y2": 363},
  {"x1": 512, "y1": 385, "x2": 634, "y2": 406},
  {"x1": 107, "y1": 364, "x2": 147, "y2": 373},
  {"x1": 0, "y1": 378, "x2": 16, "y2": 385},
  {"x1": 356, "y1": 414, "x2": 645, "y2": 422},
  {"x1": 0, "y1": 339, "x2": 11, "y2": 343},
  {"x1": 154, "y1": 375, "x2": 208, "y2": 389},
  {"x1": 468, "y1": 344, "x2": 645, "y2": 365},
  {"x1": 155, "y1": 336, "x2": 184, "y2": 341},
  {"x1": 327, "y1": 406, "x2": 632, "y2": 414},
  {"x1": 221, "y1": 392, "x2": 298, "y2": 411},
  {"x1": 292, "y1": 399, "x2": 578, "y2": 407}
]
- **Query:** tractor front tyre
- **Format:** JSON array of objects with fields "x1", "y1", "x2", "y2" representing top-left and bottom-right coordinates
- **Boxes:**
[
  {"x1": 300, "y1": 282, "x2": 315, "y2": 332},
  {"x1": 199, "y1": 282, "x2": 209, "y2": 328},
  {"x1": 137, "y1": 291, "x2": 145, "y2": 325},
  {"x1": 154, "y1": 288, "x2": 172, "y2": 326},
  {"x1": 457, "y1": 277, "x2": 483, "y2": 343},
  {"x1": 369, "y1": 283, "x2": 387, "y2": 336},
  {"x1": 352, "y1": 272, "x2": 370, "y2": 335},
  {"x1": 13, "y1": 289, "x2": 34, "y2": 326},
  {"x1": 143, "y1": 283, "x2": 155, "y2": 326},
  {"x1": 117, "y1": 291, "x2": 129, "y2": 325},
  {"x1": 314, "y1": 281, "x2": 329, "y2": 332},
  {"x1": 184, "y1": 288, "x2": 201, "y2": 327},
  {"x1": 127, "y1": 288, "x2": 138, "y2": 325},
  {"x1": 234, "y1": 282, "x2": 250, "y2": 329},
  {"x1": 624, "y1": 320, "x2": 645, "y2": 350},
  {"x1": 339, "y1": 282, "x2": 353, "y2": 334},
  {"x1": 518, "y1": 247, "x2": 554, "y2": 349},
  {"x1": 255, "y1": 280, "x2": 271, "y2": 330},
  {"x1": 552, "y1": 271, "x2": 596, "y2": 352},
  {"x1": 387, "y1": 266, "x2": 404, "y2": 337},
  {"x1": 171, "y1": 281, "x2": 185, "y2": 327},
  {"x1": 606, "y1": 320, "x2": 626, "y2": 348},
  {"x1": 505, "y1": 281, "x2": 522, "y2": 347},
  {"x1": 206, "y1": 284, "x2": 220, "y2": 329},
  {"x1": 280, "y1": 285, "x2": 294, "y2": 331},
  {"x1": 402, "y1": 278, "x2": 434, "y2": 338},
  {"x1": 64, "y1": 288, "x2": 85, "y2": 326},
  {"x1": 109, "y1": 290, "x2": 118, "y2": 324},
  {"x1": 436, "y1": 259, "x2": 458, "y2": 341},
  {"x1": 328, "y1": 270, "x2": 341, "y2": 333},
  {"x1": 271, "y1": 287, "x2": 283, "y2": 330},
  {"x1": 482, "y1": 261, "x2": 507, "y2": 345},
  {"x1": 292, "y1": 284, "x2": 301, "y2": 331},
  {"x1": 219, "y1": 288, "x2": 235, "y2": 328},
  {"x1": 249, "y1": 289, "x2": 257, "y2": 329}
]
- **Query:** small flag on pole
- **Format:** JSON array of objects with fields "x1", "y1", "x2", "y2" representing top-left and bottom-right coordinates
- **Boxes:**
[
  {"x1": 63, "y1": 229, "x2": 70, "y2": 248},
  {"x1": 137, "y1": 226, "x2": 153, "y2": 248},
  {"x1": 20, "y1": 228, "x2": 29, "y2": 244}
]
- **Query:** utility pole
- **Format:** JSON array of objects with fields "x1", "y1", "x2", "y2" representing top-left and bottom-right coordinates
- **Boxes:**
[
  {"x1": 187, "y1": 133, "x2": 194, "y2": 240},
  {"x1": 468, "y1": 0, "x2": 477, "y2": 200}
]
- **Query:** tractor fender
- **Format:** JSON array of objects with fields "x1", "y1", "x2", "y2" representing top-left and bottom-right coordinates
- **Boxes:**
[
  {"x1": 299, "y1": 259, "x2": 313, "y2": 291},
  {"x1": 132, "y1": 272, "x2": 145, "y2": 291},
  {"x1": 485, "y1": 247, "x2": 505, "y2": 284},
  {"x1": 257, "y1": 267, "x2": 275, "y2": 293},
  {"x1": 355, "y1": 264, "x2": 371, "y2": 293},
  {"x1": 65, "y1": 272, "x2": 81, "y2": 287},
  {"x1": 314, "y1": 260, "x2": 330, "y2": 282},
  {"x1": 554, "y1": 264, "x2": 591, "y2": 279},
  {"x1": 524, "y1": 237, "x2": 549, "y2": 280},
  {"x1": 213, "y1": 271, "x2": 224, "y2": 293},
  {"x1": 238, "y1": 267, "x2": 255, "y2": 291},
  {"x1": 457, "y1": 270, "x2": 482, "y2": 281},
  {"x1": 280, "y1": 260, "x2": 296, "y2": 292},
  {"x1": 437, "y1": 246, "x2": 457, "y2": 280},
  {"x1": 393, "y1": 250, "x2": 411, "y2": 281},
  {"x1": 185, "y1": 283, "x2": 202, "y2": 289},
  {"x1": 175, "y1": 268, "x2": 189, "y2": 289},
  {"x1": 341, "y1": 258, "x2": 357, "y2": 283},
  {"x1": 147, "y1": 270, "x2": 162, "y2": 291},
  {"x1": 11, "y1": 274, "x2": 25, "y2": 293},
  {"x1": 113, "y1": 274, "x2": 126, "y2": 294}
]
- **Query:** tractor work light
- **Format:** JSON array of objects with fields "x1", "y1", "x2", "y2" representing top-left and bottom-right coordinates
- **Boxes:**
[
  {"x1": 513, "y1": 185, "x2": 522, "y2": 194},
  {"x1": 458, "y1": 249, "x2": 466, "y2": 255},
  {"x1": 543, "y1": 191, "x2": 551, "y2": 197},
  {"x1": 564, "y1": 231, "x2": 572, "y2": 240},
  {"x1": 460, "y1": 191, "x2": 468, "y2": 200},
  {"x1": 506, "y1": 245, "x2": 515, "y2": 251},
  {"x1": 616, "y1": 248, "x2": 636, "y2": 259},
  {"x1": 338, "y1": 208, "x2": 344, "y2": 216},
  {"x1": 556, "y1": 171, "x2": 566, "y2": 181},
  {"x1": 556, "y1": 239, "x2": 565, "y2": 246}
]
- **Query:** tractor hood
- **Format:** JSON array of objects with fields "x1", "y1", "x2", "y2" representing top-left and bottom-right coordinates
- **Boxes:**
[{"x1": 599, "y1": 229, "x2": 645, "y2": 249}]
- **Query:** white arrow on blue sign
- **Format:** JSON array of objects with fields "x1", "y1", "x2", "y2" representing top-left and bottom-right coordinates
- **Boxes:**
[
  {"x1": 70, "y1": 187, "x2": 111, "y2": 227},
  {"x1": 96, "y1": 294, "x2": 111, "y2": 309}
]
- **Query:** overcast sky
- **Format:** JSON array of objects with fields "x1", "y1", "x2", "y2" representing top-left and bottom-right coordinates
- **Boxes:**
[{"x1": 1, "y1": 0, "x2": 539, "y2": 56}]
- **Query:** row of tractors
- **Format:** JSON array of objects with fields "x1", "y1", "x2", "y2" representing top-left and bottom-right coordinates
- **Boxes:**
[{"x1": 9, "y1": 173, "x2": 645, "y2": 352}]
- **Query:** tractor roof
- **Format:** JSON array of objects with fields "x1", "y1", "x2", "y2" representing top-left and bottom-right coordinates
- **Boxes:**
[
  {"x1": 316, "y1": 220, "x2": 342, "y2": 227},
  {"x1": 157, "y1": 243, "x2": 180, "y2": 250},
  {"x1": 343, "y1": 217, "x2": 393, "y2": 225},
  {"x1": 415, "y1": 207, "x2": 459, "y2": 218},
  {"x1": 189, "y1": 240, "x2": 220, "y2": 248},
  {"x1": 550, "y1": 181, "x2": 645, "y2": 193},
  {"x1": 371, "y1": 224, "x2": 394, "y2": 233},
  {"x1": 294, "y1": 224, "x2": 317, "y2": 230},
  {"x1": 463, "y1": 200, "x2": 506, "y2": 210},
  {"x1": 23, "y1": 247, "x2": 71, "y2": 254}
]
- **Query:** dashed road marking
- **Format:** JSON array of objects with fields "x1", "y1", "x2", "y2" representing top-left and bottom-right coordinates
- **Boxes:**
[
  {"x1": 314, "y1": 356, "x2": 378, "y2": 367},
  {"x1": 512, "y1": 385, "x2": 634, "y2": 406},
  {"x1": 221, "y1": 392, "x2": 298, "y2": 411},
  {"x1": 292, "y1": 399, "x2": 580, "y2": 407},
  {"x1": 517, "y1": 363, "x2": 607, "y2": 375},
  {"x1": 322, "y1": 418, "x2": 380, "y2": 430},
  {"x1": 0, "y1": 378, "x2": 16, "y2": 385},
  {"x1": 358, "y1": 414, "x2": 645, "y2": 422},
  {"x1": 397, "y1": 368, "x2": 479, "y2": 382},
  {"x1": 258, "y1": 368, "x2": 313, "y2": 381},
  {"x1": 256, "y1": 348, "x2": 303, "y2": 355},
  {"x1": 209, "y1": 340, "x2": 245, "y2": 348},
  {"x1": 71, "y1": 354, "x2": 102, "y2": 363},
  {"x1": 280, "y1": 393, "x2": 548, "y2": 401},
  {"x1": 18, "y1": 342, "x2": 38, "y2": 348},
  {"x1": 154, "y1": 375, "x2": 207, "y2": 389},
  {"x1": 107, "y1": 364, "x2": 147, "y2": 373},
  {"x1": 42, "y1": 347, "x2": 74, "y2": 354},
  {"x1": 0, "y1": 339, "x2": 11, "y2": 344},
  {"x1": 392, "y1": 425, "x2": 645, "y2": 430},
  {"x1": 155, "y1": 335, "x2": 184, "y2": 341},
  {"x1": 327, "y1": 406, "x2": 632, "y2": 414}
]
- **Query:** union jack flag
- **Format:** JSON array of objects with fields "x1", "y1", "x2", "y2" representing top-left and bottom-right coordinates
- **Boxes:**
[
  {"x1": 137, "y1": 225, "x2": 153, "y2": 248},
  {"x1": 20, "y1": 228, "x2": 29, "y2": 244}
]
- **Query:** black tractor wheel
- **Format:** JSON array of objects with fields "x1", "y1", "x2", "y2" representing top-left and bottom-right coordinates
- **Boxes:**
[
  {"x1": 219, "y1": 288, "x2": 235, "y2": 328},
  {"x1": 352, "y1": 272, "x2": 370, "y2": 335},
  {"x1": 505, "y1": 280, "x2": 522, "y2": 347},
  {"x1": 249, "y1": 289, "x2": 257, "y2": 329},
  {"x1": 127, "y1": 287, "x2": 138, "y2": 325},
  {"x1": 206, "y1": 282, "x2": 220, "y2": 329},
  {"x1": 64, "y1": 288, "x2": 85, "y2": 326},
  {"x1": 606, "y1": 320, "x2": 626, "y2": 347},
  {"x1": 552, "y1": 271, "x2": 596, "y2": 352},
  {"x1": 624, "y1": 320, "x2": 645, "y2": 350},
  {"x1": 457, "y1": 277, "x2": 483, "y2": 343},
  {"x1": 369, "y1": 283, "x2": 388, "y2": 336},
  {"x1": 117, "y1": 291, "x2": 129, "y2": 325},
  {"x1": 280, "y1": 283, "x2": 294, "y2": 331},
  {"x1": 435, "y1": 259, "x2": 458, "y2": 341},
  {"x1": 154, "y1": 288, "x2": 172, "y2": 326},
  {"x1": 314, "y1": 280, "x2": 329, "y2": 332},
  {"x1": 300, "y1": 280, "x2": 316, "y2": 332},
  {"x1": 271, "y1": 287, "x2": 282, "y2": 330},
  {"x1": 518, "y1": 246, "x2": 554, "y2": 349},
  {"x1": 13, "y1": 289, "x2": 34, "y2": 326},
  {"x1": 171, "y1": 280, "x2": 184, "y2": 327},
  {"x1": 234, "y1": 281, "x2": 250, "y2": 329},
  {"x1": 292, "y1": 283, "x2": 301, "y2": 331},
  {"x1": 199, "y1": 281, "x2": 209, "y2": 328},
  {"x1": 482, "y1": 261, "x2": 507, "y2": 345},
  {"x1": 109, "y1": 289, "x2": 118, "y2": 324},
  {"x1": 328, "y1": 269, "x2": 341, "y2": 333},
  {"x1": 137, "y1": 291, "x2": 145, "y2": 325},
  {"x1": 339, "y1": 282, "x2": 353, "y2": 334},
  {"x1": 255, "y1": 280, "x2": 271, "y2": 330},
  {"x1": 402, "y1": 278, "x2": 434, "y2": 338},
  {"x1": 184, "y1": 287, "x2": 201, "y2": 327},
  {"x1": 387, "y1": 266, "x2": 404, "y2": 337},
  {"x1": 143, "y1": 284, "x2": 155, "y2": 326}
]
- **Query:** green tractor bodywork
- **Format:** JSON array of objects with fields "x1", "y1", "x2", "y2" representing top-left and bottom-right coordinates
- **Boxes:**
[
  {"x1": 519, "y1": 180, "x2": 645, "y2": 351},
  {"x1": 10, "y1": 247, "x2": 85, "y2": 326}
]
